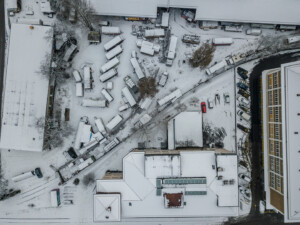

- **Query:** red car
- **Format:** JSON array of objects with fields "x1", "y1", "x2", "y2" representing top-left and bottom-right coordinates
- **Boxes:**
[{"x1": 201, "y1": 102, "x2": 207, "y2": 113}]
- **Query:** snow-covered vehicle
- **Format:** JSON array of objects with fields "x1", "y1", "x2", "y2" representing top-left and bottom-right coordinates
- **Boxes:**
[
  {"x1": 207, "y1": 98, "x2": 214, "y2": 109},
  {"x1": 104, "y1": 35, "x2": 124, "y2": 51},
  {"x1": 50, "y1": 189, "x2": 61, "y2": 207},
  {"x1": 83, "y1": 66, "x2": 92, "y2": 90},
  {"x1": 99, "y1": 68, "x2": 118, "y2": 82},
  {"x1": 181, "y1": 9, "x2": 195, "y2": 22},
  {"x1": 94, "y1": 118, "x2": 106, "y2": 135},
  {"x1": 224, "y1": 25, "x2": 243, "y2": 32},
  {"x1": 105, "y1": 45, "x2": 123, "y2": 60},
  {"x1": 82, "y1": 98, "x2": 108, "y2": 107},
  {"x1": 205, "y1": 60, "x2": 227, "y2": 75},
  {"x1": 237, "y1": 96, "x2": 250, "y2": 106},
  {"x1": 73, "y1": 70, "x2": 81, "y2": 82},
  {"x1": 161, "y1": 12, "x2": 169, "y2": 28},
  {"x1": 124, "y1": 75, "x2": 138, "y2": 93},
  {"x1": 130, "y1": 57, "x2": 145, "y2": 79},
  {"x1": 122, "y1": 87, "x2": 136, "y2": 107},
  {"x1": 182, "y1": 34, "x2": 200, "y2": 44},
  {"x1": 100, "y1": 57, "x2": 120, "y2": 73},
  {"x1": 101, "y1": 26, "x2": 121, "y2": 35},
  {"x1": 106, "y1": 114, "x2": 123, "y2": 131},
  {"x1": 63, "y1": 44, "x2": 78, "y2": 62},
  {"x1": 286, "y1": 36, "x2": 300, "y2": 45},
  {"x1": 237, "y1": 110, "x2": 250, "y2": 122},
  {"x1": 144, "y1": 29, "x2": 165, "y2": 38},
  {"x1": 101, "y1": 89, "x2": 114, "y2": 102},
  {"x1": 158, "y1": 72, "x2": 168, "y2": 87},
  {"x1": 166, "y1": 35, "x2": 178, "y2": 66},
  {"x1": 212, "y1": 38, "x2": 233, "y2": 46},
  {"x1": 157, "y1": 89, "x2": 182, "y2": 106},
  {"x1": 103, "y1": 138, "x2": 120, "y2": 152},
  {"x1": 11, "y1": 170, "x2": 35, "y2": 182},
  {"x1": 119, "y1": 104, "x2": 130, "y2": 112},
  {"x1": 76, "y1": 83, "x2": 83, "y2": 97},
  {"x1": 246, "y1": 29, "x2": 262, "y2": 36}
]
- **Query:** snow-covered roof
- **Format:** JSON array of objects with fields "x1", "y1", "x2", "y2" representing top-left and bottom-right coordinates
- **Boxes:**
[
  {"x1": 0, "y1": 24, "x2": 53, "y2": 152},
  {"x1": 93, "y1": 194, "x2": 121, "y2": 222},
  {"x1": 281, "y1": 61, "x2": 300, "y2": 223},
  {"x1": 96, "y1": 150, "x2": 238, "y2": 218},
  {"x1": 168, "y1": 111, "x2": 203, "y2": 150},
  {"x1": 89, "y1": 0, "x2": 300, "y2": 25}
]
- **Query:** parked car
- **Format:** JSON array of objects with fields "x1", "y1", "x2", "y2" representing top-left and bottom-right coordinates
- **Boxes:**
[
  {"x1": 237, "y1": 67, "x2": 248, "y2": 74},
  {"x1": 237, "y1": 123, "x2": 249, "y2": 133},
  {"x1": 67, "y1": 147, "x2": 78, "y2": 159},
  {"x1": 238, "y1": 173, "x2": 251, "y2": 182},
  {"x1": 207, "y1": 98, "x2": 214, "y2": 109},
  {"x1": 239, "y1": 186, "x2": 252, "y2": 202},
  {"x1": 34, "y1": 168, "x2": 43, "y2": 178},
  {"x1": 237, "y1": 96, "x2": 250, "y2": 106},
  {"x1": 238, "y1": 104, "x2": 249, "y2": 113},
  {"x1": 237, "y1": 110, "x2": 251, "y2": 122},
  {"x1": 237, "y1": 68, "x2": 248, "y2": 80},
  {"x1": 223, "y1": 92, "x2": 230, "y2": 104},
  {"x1": 201, "y1": 102, "x2": 207, "y2": 113},
  {"x1": 237, "y1": 82, "x2": 248, "y2": 91},
  {"x1": 238, "y1": 89, "x2": 249, "y2": 99}
]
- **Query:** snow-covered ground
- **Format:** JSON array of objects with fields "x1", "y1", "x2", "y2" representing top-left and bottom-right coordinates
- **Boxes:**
[{"x1": 2, "y1": 1, "x2": 295, "y2": 223}]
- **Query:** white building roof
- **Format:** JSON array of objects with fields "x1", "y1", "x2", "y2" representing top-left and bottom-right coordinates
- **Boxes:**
[
  {"x1": 94, "y1": 194, "x2": 121, "y2": 222},
  {"x1": 168, "y1": 111, "x2": 203, "y2": 150},
  {"x1": 96, "y1": 150, "x2": 238, "y2": 218},
  {"x1": 0, "y1": 24, "x2": 53, "y2": 152},
  {"x1": 281, "y1": 61, "x2": 300, "y2": 223},
  {"x1": 89, "y1": 0, "x2": 300, "y2": 25}
]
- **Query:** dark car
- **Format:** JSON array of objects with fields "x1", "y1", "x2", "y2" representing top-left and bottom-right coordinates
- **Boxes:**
[
  {"x1": 237, "y1": 82, "x2": 248, "y2": 91},
  {"x1": 67, "y1": 147, "x2": 78, "y2": 159},
  {"x1": 201, "y1": 102, "x2": 207, "y2": 113},
  {"x1": 238, "y1": 89, "x2": 249, "y2": 99},
  {"x1": 237, "y1": 124, "x2": 249, "y2": 133},
  {"x1": 34, "y1": 168, "x2": 43, "y2": 178},
  {"x1": 238, "y1": 104, "x2": 249, "y2": 113},
  {"x1": 237, "y1": 67, "x2": 248, "y2": 80}
]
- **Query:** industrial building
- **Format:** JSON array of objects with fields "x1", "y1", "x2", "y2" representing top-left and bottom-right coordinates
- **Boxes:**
[
  {"x1": 262, "y1": 61, "x2": 300, "y2": 223},
  {"x1": 0, "y1": 24, "x2": 53, "y2": 152},
  {"x1": 95, "y1": 149, "x2": 238, "y2": 221}
]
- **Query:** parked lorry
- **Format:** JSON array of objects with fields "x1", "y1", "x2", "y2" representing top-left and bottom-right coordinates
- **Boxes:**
[
  {"x1": 166, "y1": 35, "x2": 178, "y2": 66},
  {"x1": 130, "y1": 57, "x2": 145, "y2": 79},
  {"x1": 100, "y1": 57, "x2": 119, "y2": 73},
  {"x1": 157, "y1": 89, "x2": 182, "y2": 106},
  {"x1": 83, "y1": 66, "x2": 92, "y2": 90},
  {"x1": 212, "y1": 38, "x2": 233, "y2": 46},
  {"x1": 50, "y1": 189, "x2": 61, "y2": 207},
  {"x1": 99, "y1": 68, "x2": 118, "y2": 82},
  {"x1": 12, "y1": 171, "x2": 35, "y2": 182},
  {"x1": 81, "y1": 98, "x2": 108, "y2": 107},
  {"x1": 205, "y1": 60, "x2": 227, "y2": 75},
  {"x1": 105, "y1": 45, "x2": 123, "y2": 60},
  {"x1": 101, "y1": 89, "x2": 114, "y2": 102},
  {"x1": 144, "y1": 29, "x2": 165, "y2": 38},
  {"x1": 106, "y1": 115, "x2": 123, "y2": 131},
  {"x1": 73, "y1": 70, "x2": 82, "y2": 82},
  {"x1": 286, "y1": 36, "x2": 300, "y2": 45},
  {"x1": 182, "y1": 34, "x2": 200, "y2": 44},
  {"x1": 246, "y1": 29, "x2": 262, "y2": 36},
  {"x1": 122, "y1": 87, "x2": 136, "y2": 107},
  {"x1": 103, "y1": 138, "x2": 120, "y2": 152},
  {"x1": 94, "y1": 117, "x2": 107, "y2": 135},
  {"x1": 76, "y1": 83, "x2": 83, "y2": 97},
  {"x1": 124, "y1": 75, "x2": 138, "y2": 93},
  {"x1": 104, "y1": 35, "x2": 124, "y2": 51},
  {"x1": 101, "y1": 26, "x2": 121, "y2": 35}
]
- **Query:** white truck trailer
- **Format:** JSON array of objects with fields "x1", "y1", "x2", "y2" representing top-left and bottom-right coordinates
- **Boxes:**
[
  {"x1": 157, "y1": 89, "x2": 182, "y2": 106},
  {"x1": 130, "y1": 58, "x2": 145, "y2": 79},
  {"x1": 83, "y1": 66, "x2": 92, "y2": 89},
  {"x1": 144, "y1": 29, "x2": 165, "y2": 38},
  {"x1": 122, "y1": 87, "x2": 136, "y2": 107},
  {"x1": 82, "y1": 98, "x2": 108, "y2": 107},
  {"x1": 104, "y1": 35, "x2": 124, "y2": 51},
  {"x1": 73, "y1": 70, "x2": 82, "y2": 82},
  {"x1": 94, "y1": 117, "x2": 107, "y2": 135},
  {"x1": 101, "y1": 26, "x2": 121, "y2": 35},
  {"x1": 212, "y1": 38, "x2": 233, "y2": 46},
  {"x1": 166, "y1": 36, "x2": 178, "y2": 66},
  {"x1": 106, "y1": 115, "x2": 123, "y2": 131},
  {"x1": 100, "y1": 57, "x2": 119, "y2": 73},
  {"x1": 99, "y1": 69, "x2": 118, "y2": 82},
  {"x1": 105, "y1": 45, "x2": 123, "y2": 60},
  {"x1": 76, "y1": 83, "x2": 83, "y2": 97},
  {"x1": 205, "y1": 60, "x2": 228, "y2": 75},
  {"x1": 101, "y1": 89, "x2": 114, "y2": 102}
]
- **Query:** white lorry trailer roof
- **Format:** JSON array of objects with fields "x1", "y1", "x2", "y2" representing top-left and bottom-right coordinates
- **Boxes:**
[
  {"x1": 12, "y1": 171, "x2": 35, "y2": 182},
  {"x1": 140, "y1": 44, "x2": 155, "y2": 56},
  {"x1": 158, "y1": 89, "x2": 182, "y2": 106},
  {"x1": 101, "y1": 57, "x2": 119, "y2": 73},
  {"x1": 63, "y1": 44, "x2": 77, "y2": 61},
  {"x1": 106, "y1": 115, "x2": 123, "y2": 131},
  {"x1": 206, "y1": 60, "x2": 227, "y2": 75},
  {"x1": 104, "y1": 35, "x2": 124, "y2": 51},
  {"x1": 122, "y1": 87, "x2": 137, "y2": 107},
  {"x1": 95, "y1": 118, "x2": 107, "y2": 135},
  {"x1": 74, "y1": 120, "x2": 86, "y2": 149},
  {"x1": 50, "y1": 190, "x2": 59, "y2": 207},
  {"x1": 76, "y1": 83, "x2": 84, "y2": 97},
  {"x1": 73, "y1": 70, "x2": 82, "y2": 82},
  {"x1": 101, "y1": 89, "x2": 114, "y2": 102},
  {"x1": 167, "y1": 36, "x2": 177, "y2": 59},
  {"x1": 130, "y1": 57, "x2": 145, "y2": 79},
  {"x1": 161, "y1": 12, "x2": 169, "y2": 27},
  {"x1": 82, "y1": 99, "x2": 107, "y2": 107},
  {"x1": 212, "y1": 38, "x2": 233, "y2": 45},
  {"x1": 16, "y1": 18, "x2": 42, "y2": 25},
  {"x1": 99, "y1": 69, "x2": 118, "y2": 82},
  {"x1": 287, "y1": 36, "x2": 300, "y2": 44},
  {"x1": 144, "y1": 29, "x2": 165, "y2": 38},
  {"x1": 101, "y1": 26, "x2": 121, "y2": 35},
  {"x1": 84, "y1": 66, "x2": 92, "y2": 89},
  {"x1": 105, "y1": 45, "x2": 123, "y2": 60}
]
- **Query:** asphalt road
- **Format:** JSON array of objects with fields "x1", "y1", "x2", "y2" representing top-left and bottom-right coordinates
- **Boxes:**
[{"x1": 0, "y1": 0, "x2": 5, "y2": 134}]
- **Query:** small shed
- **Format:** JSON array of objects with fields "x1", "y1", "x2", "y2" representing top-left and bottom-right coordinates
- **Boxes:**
[{"x1": 88, "y1": 31, "x2": 101, "y2": 44}]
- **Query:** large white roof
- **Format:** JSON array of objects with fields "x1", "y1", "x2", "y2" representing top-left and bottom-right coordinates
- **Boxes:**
[
  {"x1": 89, "y1": 0, "x2": 300, "y2": 25},
  {"x1": 97, "y1": 150, "x2": 238, "y2": 218},
  {"x1": 281, "y1": 61, "x2": 300, "y2": 223},
  {"x1": 0, "y1": 24, "x2": 53, "y2": 152},
  {"x1": 168, "y1": 111, "x2": 203, "y2": 150},
  {"x1": 94, "y1": 194, "x2": 121, "y2": 222}
]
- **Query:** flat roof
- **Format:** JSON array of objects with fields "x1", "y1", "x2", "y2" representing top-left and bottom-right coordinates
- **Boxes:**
[
  {"x1": 281, "y1": 61, "x2": 300, "y2": 223},
  {"x1": 168, "y1": 111, "x2": 203, "y2": 149},
  {"x1": 0, "y1": 24, "x2": 53, "y2": 152},
  {"x1": 89, "y1": 0, "x2": 300, "y2": 25},
  {"x1": 97, "y1": 150, "x2": 238, "y2": 218}
]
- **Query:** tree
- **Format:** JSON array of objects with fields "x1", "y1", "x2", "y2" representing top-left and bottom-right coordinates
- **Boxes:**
[
  {"x1": 83, "y1": 173, "x2": 95, "y2": 186},
  {"x1": 189, "y1": 43, "x2": 216, "y2": 69},
  {"x1": 256, "y1": 35, "x2": 285, "y2": 52},
  {"x1": 138, "y1": 77, "x2": 158, "y2": 99},
  {"x1": 51, "y1": 0, "x2": 95, "y2": 30}
]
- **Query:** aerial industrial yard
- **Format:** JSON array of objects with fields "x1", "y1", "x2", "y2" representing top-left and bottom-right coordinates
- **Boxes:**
[{"x1": 0, "y1": 0, "x2": 300, "y2": 224}]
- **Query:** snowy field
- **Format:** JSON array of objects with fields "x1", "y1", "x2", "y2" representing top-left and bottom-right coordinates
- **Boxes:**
[{"x1": 1, "y1": 1, "x2": 295, "y2": 223}]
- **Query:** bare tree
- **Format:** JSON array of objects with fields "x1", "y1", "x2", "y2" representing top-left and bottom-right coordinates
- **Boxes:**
[
  {"x1": 189, "y1": 43, "x2": 216, "y2": 69},
  {"x1": 83, "y1": 173, "x2": 95, "y2": 186},
  {"x1": 138, "y1": 77, "x2": 158, "y2": 99},
  {"x1": 256, "y1": 34, "x2": 286, "y2": 52}
]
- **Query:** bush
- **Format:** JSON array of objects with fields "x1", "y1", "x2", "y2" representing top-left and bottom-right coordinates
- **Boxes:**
[
  {"x1": 73, "y1": 178, "x2": 80, "y2": 185},
  {"x1": 189, "y1": 43, "x2": 216, "y2": 69},
  {"x1": 83, "y1": 173, "x2": 95, "y2": 186},
  {"x1": 138, "y1": 77, "x2": 158, "y2": 99}
]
